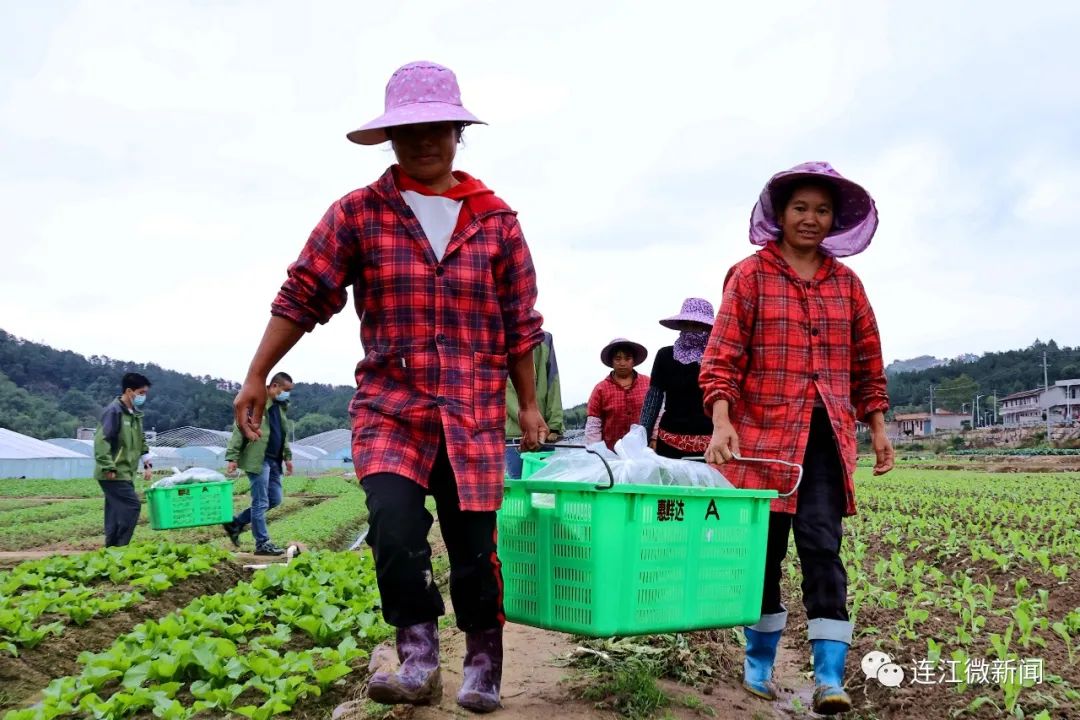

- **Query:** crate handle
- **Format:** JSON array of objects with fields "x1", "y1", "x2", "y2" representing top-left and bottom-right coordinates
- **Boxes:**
[
  {"x1": 683, "y1": 454, "x2": 803, "y2": 497},
  {"x1": 536, "y1": 443, "x2": 617, "y2": 490}
]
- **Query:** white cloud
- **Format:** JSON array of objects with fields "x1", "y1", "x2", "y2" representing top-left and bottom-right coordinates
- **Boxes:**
[{"x1": 1, "y1": 0, "x2": 1078, "y2": 409}]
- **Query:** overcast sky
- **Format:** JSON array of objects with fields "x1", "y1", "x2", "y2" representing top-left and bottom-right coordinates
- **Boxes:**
[{"x1": 2, "y1": 1, "x2": 1078, "y2": 406}]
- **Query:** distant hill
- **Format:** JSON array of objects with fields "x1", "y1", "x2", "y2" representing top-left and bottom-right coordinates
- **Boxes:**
[
  {"x1": 4, "y1": 330, "x2": 1078, "y2": 438},
  {"x1": 886, "y1": 340, "x2": 1080, "y2": 413},
  {"x1": 886, "y1": 353, "x2": 981, "y2": 376},
  {"x1": 0, "y1": 329, "x2": 354, "y2": 439},
  {"x1": 571, "y1": 340, "x2": 1079, "y2": 423},
  {"x1": 886, "y1": 355, "x2": 946, "y2": 375}
]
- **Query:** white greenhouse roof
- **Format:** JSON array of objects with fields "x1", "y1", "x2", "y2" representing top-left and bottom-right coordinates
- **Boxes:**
[
  {"x1": 46, "y1": 438, "x2": 95, "y2": 456},
  {"x1": 294, "y1": 429, "x2": 351, "y2": 452},
  {"x1": 154, "y1": 426, "x2": 232, "y2": 448},
  {"x1": 0, "y1": 428, "x2": 88, "y2": 459}
]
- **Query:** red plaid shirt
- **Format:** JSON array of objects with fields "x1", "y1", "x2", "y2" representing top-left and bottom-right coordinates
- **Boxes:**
[
  {"x1": 587, "y1": 373, "x2": 651, "y2": 450},
  {"x1": 271, "y1": 167, "x2": 544, "y2": 511},
  {"x1": 699, "y1": 242, "x2": 888, "y2": 515}
]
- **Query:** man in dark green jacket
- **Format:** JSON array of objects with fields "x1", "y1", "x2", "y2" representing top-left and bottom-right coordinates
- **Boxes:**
[
  {"x1": 94, "y1": 373, "x2": 153, "y2": 547},
  {"x1": 222, "y1": 372, "x2": 294, "y2": 555},
  {"x1": 505, "y1": 332, "x2": 563, "y2": 478}
]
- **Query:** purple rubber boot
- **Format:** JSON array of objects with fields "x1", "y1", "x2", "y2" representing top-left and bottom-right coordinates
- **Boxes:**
[
  {"x1": 366, "y1": 621, "x2": 442, "y2": 705},
  {"x1": 456, "y1": 627, "x2": 503, "y2": 713}
]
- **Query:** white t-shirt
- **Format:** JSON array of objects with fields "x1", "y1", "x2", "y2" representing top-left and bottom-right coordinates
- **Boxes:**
[{"x1": 402, "y1": 191, "x2": 463, "y2": 261}]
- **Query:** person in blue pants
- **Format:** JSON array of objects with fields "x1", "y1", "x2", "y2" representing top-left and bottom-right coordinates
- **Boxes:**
[{"x1": 222, "y1": 372, "x2": 294, "y2": 555}]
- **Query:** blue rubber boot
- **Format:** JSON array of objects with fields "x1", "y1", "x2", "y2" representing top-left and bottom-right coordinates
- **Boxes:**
[
  {"x1": 811, "y1": 639, "x2": 852, "y2": 715},
  {"x1": 743, "y1": 627, "x2": 783, "y2": 700}
]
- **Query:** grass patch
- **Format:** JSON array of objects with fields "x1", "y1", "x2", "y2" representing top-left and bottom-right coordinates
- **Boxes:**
[
  {"x1": 0, "y1": 478, "x2": 103, "y2": 498},
  {"x1": 577, "y1": 657, "x2": 671, "y2": 719},
  {"x1": 678, "y1": 693, "x2": 716, "y2": 716},
  {"x1": 569, "y1": 633, "x2": 737, "y2": 718},
  {"x1": 571, "y1": 633, "x2": 732, "y2": 688}
]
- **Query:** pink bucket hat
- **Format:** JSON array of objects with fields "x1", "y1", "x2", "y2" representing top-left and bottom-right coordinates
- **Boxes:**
[
  {"x1": 749, "y1": 161, "x2": 879, "y2": 257},
  {"x1": 659, "y1": 297, "x2": 715, "y2": 331},
  {"x1": 346, "y1": 61, "x2": 486, "y2": 145}
]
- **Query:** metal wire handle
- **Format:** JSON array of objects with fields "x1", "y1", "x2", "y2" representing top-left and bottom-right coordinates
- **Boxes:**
[
  {"x1": 514, "y1": 443, "x2": 802, "y2": 496},
  {"x1": 682, "y1": 454, "x2": 804, "y2": 497},
  {"x1": 508, "y1": 442, "x2": 619, "y2": 490}
]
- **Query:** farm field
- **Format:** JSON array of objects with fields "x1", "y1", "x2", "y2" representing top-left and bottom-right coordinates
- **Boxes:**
[
  {"x1": 0, "y1": 475, "x2": 365, "y2": 555},
  {"x1": 0, "y1": 463, "x2": 1077, "y2": 719}
]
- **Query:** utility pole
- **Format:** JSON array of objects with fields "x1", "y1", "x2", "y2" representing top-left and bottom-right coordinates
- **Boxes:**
[
  {"x1": 1044, "y1": 351, "x2": 1051, "y2": 441},
  {"x1": 928, "y1": 384, "x2": 935, "y2": 435},
  {"x1": 992, "y1": 389, "x2": 997, "y2": 425}
]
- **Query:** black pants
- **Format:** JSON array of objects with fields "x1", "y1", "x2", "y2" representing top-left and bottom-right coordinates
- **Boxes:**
[
  {"x1": 760, "y1": 408, "x2": 848, "y2": 622},
  {"x1": 98, "y1": 480, "x2": 141, "y2": 547},
  {"x1": 361, "y1": 440, "x2": 503, "y2": 632}
]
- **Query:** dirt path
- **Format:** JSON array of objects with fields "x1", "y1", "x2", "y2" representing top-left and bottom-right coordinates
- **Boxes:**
[
  {"x1": 333, "y1": 618, "x2": 793, "y2": 720},
  {"x1": 417, "y1": 621, "x2": 609, "y2": 719},
  {"x1": 332, "y1": 519, "x2": 796, "y2": 720}
]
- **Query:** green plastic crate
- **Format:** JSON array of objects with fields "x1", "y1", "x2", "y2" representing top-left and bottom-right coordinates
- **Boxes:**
[
  {"x1": 146, "y1": 480, "x2": 235, "y2": 531},
  {"x1": 520, "y1": 451, "x2": 553, "y2": 479},
  {"x1": 497, "y1": 473, "x2": 776, "y2": 637}
]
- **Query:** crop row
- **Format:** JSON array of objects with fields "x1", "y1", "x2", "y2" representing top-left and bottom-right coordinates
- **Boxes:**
[
  {"x1": 3, "y1": 550, "x2": 390, "y2": 720},
  {"x1": 831, "y1": 468, "x2": 1080, "y2": 716},
  {"x1": 1, "y1": 544, "x2": 230, "y2": 657}
]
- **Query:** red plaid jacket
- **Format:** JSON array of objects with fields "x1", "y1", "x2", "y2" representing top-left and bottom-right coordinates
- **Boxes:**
[
  {"x1": 587, "y1": 373, "x2": 651, "y2": 450},
  {"x1": 271, "y1": 167, "x2": 544, "y2": 511},
  {"x1": 699, "y1": 242, "x2": 888, "y2": 515}
]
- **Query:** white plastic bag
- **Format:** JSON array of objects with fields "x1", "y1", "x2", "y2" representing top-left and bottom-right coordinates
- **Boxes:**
[
  {"x1": 529, "y1": 425, "x2": 732, "y2": 488},
  {"x1": 151, "y1": 467, "x2": 228, "y2": 489}
]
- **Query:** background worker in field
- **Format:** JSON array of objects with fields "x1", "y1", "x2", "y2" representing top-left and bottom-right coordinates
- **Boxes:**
[
  {"x1": 504, "y1": 331, "x2": 564, "y2": 479},
  {"x1": 222, "y1": 371, "x2": 294, "y2": 556},
  {"x1": 93, "y1": 372, "x2": 152, "y2": 548},
  {"x1": 585, "y1": 338, "x2": 649, "y2": 450},
  {"x1": 639, "y1": 297, "x2": 716, "y2": 458},
  {"x1": 700, "y1": 162, "x2": 895, "y2": 715},
  {"x1": 232, "y1": 61, "x2": 546, "y2": 713}
]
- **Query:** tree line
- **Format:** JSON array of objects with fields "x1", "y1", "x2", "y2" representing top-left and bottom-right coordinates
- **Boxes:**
[
  {"x1": 2, "y1": 330, "x2": 1076, "y2": 439},
  {"x1": 0, "y1": 330, "x2": 354, "y2": 439},
  {"x1": 885, "y1": 339, "x2": 1079, "y2": 415}
]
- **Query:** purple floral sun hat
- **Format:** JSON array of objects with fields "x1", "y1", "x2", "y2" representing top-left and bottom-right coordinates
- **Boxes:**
[
  {"x1": 347, "y1": 61, "x2": 486, "y2": 145},
  {"x1": 659, "y1": 297, "x2": 715, "y2": 331},
  {"x1": 749, "y1": 161, "x2": 879, "y2": 257}
]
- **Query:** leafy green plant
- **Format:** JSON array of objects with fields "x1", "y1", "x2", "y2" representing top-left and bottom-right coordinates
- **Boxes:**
[{"x1": 6, "y1": 551, "x2": 389, "y2": 720}]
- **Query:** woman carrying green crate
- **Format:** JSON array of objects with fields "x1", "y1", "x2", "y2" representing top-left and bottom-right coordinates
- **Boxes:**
[
  {"x1": 232, "y1": 61, "x2": 546, "y2": 714},
  {"x1": 700, "y1": 162, "x2": 895, "y2": 715}
]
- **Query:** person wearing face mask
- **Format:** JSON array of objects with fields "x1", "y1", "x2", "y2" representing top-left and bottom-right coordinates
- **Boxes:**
[
  {"x1": 230, "y1": 61, "x2": 545, "y2": 713},
  {"x1": 585, "y1": 338, "x2": 650, "y2": 451},
  {"x1": 638, "y1": 298, "x2": 716, "y2": 458},
  {"x1": 222, "y1": 371, "x2": 295, "y2": 556},
  {"x1": 93, "y1": 372, "x2": 153, "y2": 547}
]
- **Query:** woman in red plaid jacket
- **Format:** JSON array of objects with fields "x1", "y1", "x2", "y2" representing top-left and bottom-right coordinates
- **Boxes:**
[
  {"x1": 700, "y1": 162, "x2": 895, "y2": 715},
  {"x1": 232, "y1": 62, "x2": 547, "y2": 714}
]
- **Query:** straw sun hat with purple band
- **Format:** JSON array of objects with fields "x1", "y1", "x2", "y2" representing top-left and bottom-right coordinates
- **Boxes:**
[
  {"x1": 659, "y1": 297, "x2": 715, "y2": 331},
  {"x1": 600, "y1": 338, "x2": 648, "y2": 368},
  {"x1": 346, "y1": 61, "x2": 485, "y2": 145},
  {"x1": 749, "y1": 161, "x2": 879, "y2": 258}
]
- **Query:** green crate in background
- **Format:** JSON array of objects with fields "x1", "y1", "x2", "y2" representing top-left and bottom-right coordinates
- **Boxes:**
[
  {"x1": 520, "y1": 451, "x2": 553, "y2": 479},
  {"x1": 497, "y1": 473, "x2": 776, "y2": 637},
  {"x1": 146, "y1": 480, "x2": 235, "y2": 531}
]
